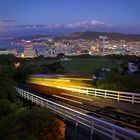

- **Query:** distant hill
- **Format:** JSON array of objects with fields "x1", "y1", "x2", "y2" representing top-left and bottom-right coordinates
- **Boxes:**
[
  {"x1": 11, "y1": 31, "x2": 140, "y2": 42},
  {"x1": 11, "y1": 34, "x2": 59, "y2": 41},
  {"x1": 54, "y1": 31, "x2": 140, "y2": 41}
]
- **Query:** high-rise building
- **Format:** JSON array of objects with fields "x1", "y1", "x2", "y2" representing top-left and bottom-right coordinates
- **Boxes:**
[
  {"x1": 99, "y1": 36, "x2": 109, "y2": 56},
  {"x1": 24, "y1": 47, "x2": 36, "y2": 58}
]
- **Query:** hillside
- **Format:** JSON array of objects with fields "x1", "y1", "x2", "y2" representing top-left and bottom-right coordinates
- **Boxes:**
[
  {"x1": 11, "y1": 31, "x2": 140, "y2": 42},
  {"x1": 54, "y1": 31, "x2": 140, "y2": 41}
]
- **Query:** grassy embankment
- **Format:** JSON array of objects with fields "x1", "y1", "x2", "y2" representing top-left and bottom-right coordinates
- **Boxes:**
[{"x1": 60, "y1": 58, "x2": 120, "y2": 75}]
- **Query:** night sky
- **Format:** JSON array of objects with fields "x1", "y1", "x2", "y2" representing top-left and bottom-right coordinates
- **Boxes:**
[{"x1": 0, "y1": 0, "x2": 140, "y2": 35}]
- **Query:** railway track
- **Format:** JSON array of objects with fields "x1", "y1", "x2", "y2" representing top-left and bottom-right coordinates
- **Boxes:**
[
  {"x1": 51, "y1": 94, "x2": 140, "y2": 132},
  {"x1": 19, "y1": 85, "x2": 140, "y2": 132}
]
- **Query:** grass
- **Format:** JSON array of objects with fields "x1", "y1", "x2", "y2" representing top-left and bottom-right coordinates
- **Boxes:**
[{"x1": 60, "y1": 58, "x2": 120, "y2": 75}]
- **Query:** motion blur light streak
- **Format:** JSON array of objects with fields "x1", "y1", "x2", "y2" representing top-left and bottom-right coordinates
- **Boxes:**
[
  {"x1": 56, "y1": 86, "x2": 88, "y2": 94},
  {"x1": 27, "y1": 74, "x2": 93, "y2": 96}
]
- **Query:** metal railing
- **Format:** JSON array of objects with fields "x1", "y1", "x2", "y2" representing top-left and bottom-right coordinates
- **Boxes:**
[
  {"x1": 15, "y1": 87, "x2": 140, "y2": 140},
  {"x1": 56, "y1": 85, "x2": 140, "y2": 104}
]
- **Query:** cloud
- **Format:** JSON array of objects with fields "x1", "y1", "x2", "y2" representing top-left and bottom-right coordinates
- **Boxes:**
[
  {"x1": 1, "y1": 19, "x2": 140, "y2": 36},
  {"x1": 61, "y1": 20, "x2": 113, "y2": 29},
  {"x1": 0, "y1": 19, "x2": 16, "y2": 23},
  {"x1": 0, "y1": 19, "x2": 117, "y2": 32},
  {"x1": 0, "y1": 19, "x2": 16, "y2": 31},
  {"x1": 44, "y1": 20, "x2": 113, "y2": 29}
]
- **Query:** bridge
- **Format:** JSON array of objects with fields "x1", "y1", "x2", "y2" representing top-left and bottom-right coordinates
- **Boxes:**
[{"x1": 15, "y1": 87, "x2": 140, "y2": 140}]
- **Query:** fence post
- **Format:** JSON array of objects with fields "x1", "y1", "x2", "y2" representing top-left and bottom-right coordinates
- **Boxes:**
[
  {"x1": 24, "y1": 91, "x2": 27, "y2": 98},
  {"x1": 90, "y1": 121, "x2": 95, "y2": 140},
  {"x1": 40, "y1": 99, "x2": 43, "y2": 107},
  {"x1": 63, "y1": 110, "x2": 66, "y2": 121},
  {"x1": 87, "y1": 88, "x2": 89, "y2": 95},
  {"x1": 132, "y1": 94, "x2": 135, "y2": 104},
  {"x1": 74, "y1": 114, "x2": 79, "y2": 140},
  {"x1": 54, "y1": 104, "x2": 57, "y2": 113},
  {"x1": 117, "y1": 92, "x2": 120, "y2": 101},
  {"x1": 20, "y1": 89, "x2": 22, "y2": 96},
  {"x1": 31, "y1": 96, "x2": 33, "y2": 102},
  {"x1": 105, "y1": 91, "x2": 106, "y2": 99},
  {"x1": 27, "y1": 93, "x2": 29, "y2": 100},
  {"x1": 35, "y1": 97, "x2": 38, "y2": 105},
  {"x1": 112, "y1": 127, "x2": 116, "y2": 140},
  {"x1": 95, "y1": 90, "x2": 96, "y2": 97},
  {"x1": 46, "y1": 101, "x2": 49, "y2": 108}
]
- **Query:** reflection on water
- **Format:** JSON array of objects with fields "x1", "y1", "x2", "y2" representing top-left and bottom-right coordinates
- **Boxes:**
[
  {"x1": 0, "y1": 40, "x2": 47, "y2": 53},
  {"x1": 0, "y1": 40, "x2": 23, "y2": 52}
]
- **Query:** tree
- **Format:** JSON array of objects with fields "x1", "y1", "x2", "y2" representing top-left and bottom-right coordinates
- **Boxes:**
[
  {"x1": 0, "y1": 99, "x2": 11, "y2": 118},
  {"x1": 13, "y1": 65, "x2": 33, "y2": 83},
  {"x1": 17, "y1": 107, "x2": 61, "y2": 140},
  {"x1": 0, "y1": 85, "x2": 8, "y2": 99},
  {"x1": 0, "y1": 65, "x2": 14, "y2": 78},
  {"x1": 96, "y1": 72, "x2": 140, "y2": 92},
  {"x1": 0, "y1": 107, "x2": 64, "y2": 140},
  {"x1": 0, "y1": 99, "x2": 17, "y2": 119},
  {"x1": 0, "y1": 54, "x2": 15, "y2": 65},
  {"x1": 0, "y1": 77, "x2": 16, "y2": 101}
]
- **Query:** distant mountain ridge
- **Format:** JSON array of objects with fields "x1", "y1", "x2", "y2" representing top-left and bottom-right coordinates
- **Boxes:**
[
  {"x1": 11, "y1": 31, "x2": 140, "y2": 42},
  {"x1": 54, "y1": 31, "x2": 140, "y2": 41}
]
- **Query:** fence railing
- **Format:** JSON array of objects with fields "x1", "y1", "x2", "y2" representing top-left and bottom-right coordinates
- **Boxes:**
[
  {"x1": 15, "y1": 87, "x2": 140, "y2": 140},
  {"x1": 56, "y1": 85, "x2": 140, "y2": 104}
]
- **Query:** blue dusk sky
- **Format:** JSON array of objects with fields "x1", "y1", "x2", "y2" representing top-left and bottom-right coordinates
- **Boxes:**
[{"x1": 0, "y1": 0, "x2": 140, "y2": 36}]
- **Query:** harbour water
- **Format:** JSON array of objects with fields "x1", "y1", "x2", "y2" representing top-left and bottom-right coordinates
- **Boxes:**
[
  {"x1": 0, "y1": 40, "x2": 47, "y2": 52},
  {"x1": 0, "y1": 40, "x2": 24, "y2": 52}
]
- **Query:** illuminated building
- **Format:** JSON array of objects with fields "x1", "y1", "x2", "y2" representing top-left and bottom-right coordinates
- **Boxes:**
[
  {"x1": 99, "y1": 36, "x2": 109, "y2": 56},
  {"x1": 23, "y1": 47, "x2": 36, "y2": 58}
]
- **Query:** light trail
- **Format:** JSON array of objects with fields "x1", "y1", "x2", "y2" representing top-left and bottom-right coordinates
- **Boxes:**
[
  {"x1": 61, "y1": 93, "x2": 93, "y2": 101},
  {"x1": 27, "y1": 74, "x2": 93, "y2": 89},
  {"x1": 56, "y1": 86, "x2": 88, "y2": 94},
  {"x1": 53, "y1": 95, "x2": 83, "y2": 104}
]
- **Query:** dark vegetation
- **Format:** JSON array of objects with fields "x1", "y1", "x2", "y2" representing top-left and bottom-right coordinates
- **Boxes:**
[
  {"x1": 13, "y1": 61, "x2": 64, "y2": 83},
  {"x1": 0, "y1": 107, "x2": 62, "y2": 140},
  {"x1": 0, "y1": 54, "x2": 64, "y2": 140},
  {"x1": 96, "y1": 72, "x2": 140, "y2": 92}
]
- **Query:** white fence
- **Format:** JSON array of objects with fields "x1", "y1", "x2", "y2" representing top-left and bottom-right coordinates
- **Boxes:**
[
  {"x1": 56, "y1": 86, "x2": 140, "y2": 104},
  {"x1": 15, "y1": 87, "x2": 140, "y2": 140}
]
